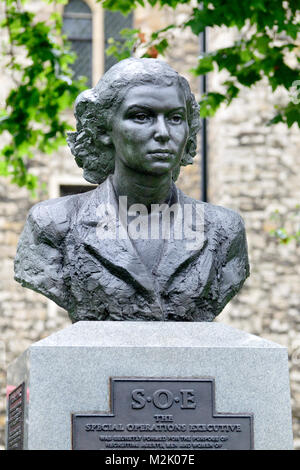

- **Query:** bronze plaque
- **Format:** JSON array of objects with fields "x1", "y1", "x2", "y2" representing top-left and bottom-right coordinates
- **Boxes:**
[
  {"x1": 72, "y1": 378, "x2": 254, "y2": 450},
  {"x1": 7, "y1": 382, "x2": 25, "y2": 450}
]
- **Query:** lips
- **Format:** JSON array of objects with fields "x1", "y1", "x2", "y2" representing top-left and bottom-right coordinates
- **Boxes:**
[
  {"x1": 148, "y1": 150, "x2": 173, "y2": 154},
  {"x1": 147, "y1": 150, "x2": 174, "y2": 158}
]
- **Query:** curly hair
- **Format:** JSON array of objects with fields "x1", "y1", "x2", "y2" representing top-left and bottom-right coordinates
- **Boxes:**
[{"x1": 67, "y1": 58, "x2": 201, "y2": 184}]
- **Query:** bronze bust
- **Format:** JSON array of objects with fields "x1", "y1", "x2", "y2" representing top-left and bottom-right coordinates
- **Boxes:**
[{"x1": 14, "y1": 58, "x2": 249, "y2": 322}]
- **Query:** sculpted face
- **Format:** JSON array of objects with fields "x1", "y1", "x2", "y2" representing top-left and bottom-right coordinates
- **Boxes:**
[{"x1": 109, "y1": 83, "x2": 189, "y2": 176}]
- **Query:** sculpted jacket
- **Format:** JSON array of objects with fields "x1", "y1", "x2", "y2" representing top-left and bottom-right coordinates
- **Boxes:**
[{"x1": 14, "y1": 177, "x2": 250, "y2": 322}]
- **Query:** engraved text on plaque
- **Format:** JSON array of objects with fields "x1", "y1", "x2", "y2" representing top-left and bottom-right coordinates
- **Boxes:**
[{"x1": 72, "y1": 378, "x2": 254, "y2": 450}]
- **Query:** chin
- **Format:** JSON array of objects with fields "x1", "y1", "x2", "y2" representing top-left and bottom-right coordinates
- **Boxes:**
[
  {"x1": 145, "y1": 163, "x2": 175, "y2": 175},
  {"x1": 130, "y1": 165, "x2": 172, "y2": 177}
]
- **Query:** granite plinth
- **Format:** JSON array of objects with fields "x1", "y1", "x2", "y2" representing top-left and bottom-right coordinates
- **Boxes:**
[{"x1": 6, "y1": 321, "x2": 293, "y2": 450}]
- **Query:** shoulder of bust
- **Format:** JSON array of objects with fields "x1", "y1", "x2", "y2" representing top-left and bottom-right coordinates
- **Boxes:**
[
  {"x1": 177, "y1": 188, "x2": 245, "y2": 231},
  {"x1": 27, "y1": 190, "x2": 93, "y2": 244},
  {"x1": 204, "y1": 202, "x2": 245, "y2": 230}
]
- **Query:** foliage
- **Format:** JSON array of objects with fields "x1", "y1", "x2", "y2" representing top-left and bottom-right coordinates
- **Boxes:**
[
  {"x1": 105, "y1": 25, "x2": 173, "y2": 61},
  {"x1": 1, "y1": 0, "x2": 299, "y2": 192},
  {"x1": 106, "y1": 28, "x2": 141, "y2": 61},
  {"x1": 0, "y1": 0, "x2": 85, "y2": 193},
  {"x1": 269, "y1": 207, "x2": 300, "y2": 245},
  {"x1": 101, "y1": 0, "x2": 300, "y2": 127}
]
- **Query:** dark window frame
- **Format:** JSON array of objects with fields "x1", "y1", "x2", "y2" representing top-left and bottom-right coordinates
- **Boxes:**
[{"x1": 62, "y1": 0, "x2": 93, "y2": 87}]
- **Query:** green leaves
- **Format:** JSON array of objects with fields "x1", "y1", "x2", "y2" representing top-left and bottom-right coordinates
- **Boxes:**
[
  {"x1": 191, "y1": 35, "x2": 300, "y2": 123},
  {"x1": 0, "y1": 0, "x2": 85, "y2": 193},
  {"x1": 104, "y1": 0, "x2": 300, "y2": 127},
  {"x1": 106, "y1": 28, "x2": 141, "y2": 61},
  {"x1": 101, "y1": 0, "x2": 141, "y2": 15},
  {"x1": 193, "y1": 55, "x2": 214, "y2": 75},
  {"x1": 269, "y1": 102, "x2": 300, "y2": 128},
  {"x1": 105, "y1": 26, "x2": 171, "y2": 61},
  {"x1": 269, "y1": 207, "x2": 300, "y2": 245},
  {"x1": 1, "y1": 0, "x2": 299, "y2": 192},
  {"x1": 198, "y1": 92, "x2": 226, "y2": 117},
  {"x1": 100, "y1": 0, "x2": 190, "y2": 14}
]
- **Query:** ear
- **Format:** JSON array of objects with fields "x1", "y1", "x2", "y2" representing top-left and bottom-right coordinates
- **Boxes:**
[{"x1": 98, "y1": 132, "x2": 112, "y2": 146}]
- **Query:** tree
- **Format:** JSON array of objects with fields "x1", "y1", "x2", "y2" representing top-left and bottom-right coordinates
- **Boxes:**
[
  {"x1": 0, "y1": 0, "x2": 299, "y2": 192},
  {"x1": 0, "y1": 0, "x2": 85, "y2": 193},
  {"x1": 102, "y1": 0, "x2": 300, "y2": 247},
  {"x1": 102, "y1": 0, "x2": 300, "y2": 125}
]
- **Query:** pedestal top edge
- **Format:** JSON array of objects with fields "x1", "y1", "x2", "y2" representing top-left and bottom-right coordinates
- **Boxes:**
[{"x1": 30, "y1": 321, "x2": 286, "y2": 350}]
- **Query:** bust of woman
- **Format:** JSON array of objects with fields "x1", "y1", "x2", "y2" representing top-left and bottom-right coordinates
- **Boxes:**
[{"x1": 14, "y1": 58, "x2": 249, "y2": 322}]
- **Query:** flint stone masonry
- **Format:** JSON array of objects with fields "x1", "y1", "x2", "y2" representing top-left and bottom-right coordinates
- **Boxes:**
[
  {"x1": 7, "y1": 322, "x2": 293, "y2": 450},
  {"x1": 208, "y1": 27, "x2": 300, "y2": 447}
]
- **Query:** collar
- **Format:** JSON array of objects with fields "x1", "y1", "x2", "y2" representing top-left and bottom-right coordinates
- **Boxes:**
[{"x1": 75, "y1": 176, "x2": 208, "y2": 297}]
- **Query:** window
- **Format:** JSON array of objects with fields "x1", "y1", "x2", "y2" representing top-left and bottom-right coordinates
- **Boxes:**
[
  {"x1": 59, "y1": 184, "x2": 97, "y2": 197},
  {"x1": 62, "y1": 0, "x2": 134, "y2": 85},
  {"x1": 62, "y1": 0, "x2": 93, "y2": 87},
  {"x1": 104, "y1": 10, "x2": 134, "y2": 72},
  {"x1": 48, "y1": 175, "x2": 97, "y2": 199}
]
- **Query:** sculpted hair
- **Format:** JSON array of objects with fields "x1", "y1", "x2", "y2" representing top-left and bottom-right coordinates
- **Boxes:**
[{"x1": 67, "y1": 58, "x2": 201, "y2": 184}]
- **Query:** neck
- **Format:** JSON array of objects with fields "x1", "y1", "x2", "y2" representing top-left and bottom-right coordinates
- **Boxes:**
[{"x1": 112, "y1": 160, "x2": 173, "y2": 209}]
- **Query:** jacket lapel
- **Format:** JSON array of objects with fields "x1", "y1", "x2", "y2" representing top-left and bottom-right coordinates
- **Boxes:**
[
  {"x1": 75, "y1": 178, "x2": 209, "y2": 297},
  {"x1": 76, "y1": 178, "x2": 157, "y2": 297},
  {"x1": 155, "y1": 189, "x2": 208, "y2": 288}
]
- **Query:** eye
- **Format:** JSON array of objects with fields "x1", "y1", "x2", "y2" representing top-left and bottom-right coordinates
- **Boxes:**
[
  {"x1": 169, "y1": 114, "x2": 184, "y2": 124},
  {"x1": 134, "y1": 113, "x2": 150, "y2": 122}
]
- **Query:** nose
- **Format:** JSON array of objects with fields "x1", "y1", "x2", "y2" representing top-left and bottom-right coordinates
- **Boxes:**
[{"x1": 153, "y1": 115, "x2": 170, "y2": 143}]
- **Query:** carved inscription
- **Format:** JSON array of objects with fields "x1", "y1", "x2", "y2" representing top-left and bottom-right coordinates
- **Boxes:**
[
  {"x1": 7, "y1": 382, "x2": 25, "y2": 450},
  {"x1": 72, "y1": 379, "x2": 254, "y2": 450}
]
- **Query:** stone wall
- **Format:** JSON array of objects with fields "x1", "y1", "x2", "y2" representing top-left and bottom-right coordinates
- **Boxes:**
[
  {"x1": 207, "y1": 27, "x2": 300, "y2": 448},
  {"x1": 0, "y1": 1, "x2": 299, "y2": 449}
]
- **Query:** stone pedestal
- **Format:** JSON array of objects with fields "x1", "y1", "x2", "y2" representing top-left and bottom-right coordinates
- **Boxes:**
[{"x1": 6, "y1": 321, "x2": 293, "y2": 450}]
